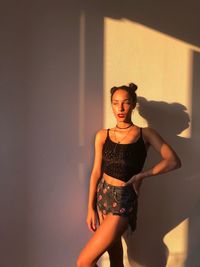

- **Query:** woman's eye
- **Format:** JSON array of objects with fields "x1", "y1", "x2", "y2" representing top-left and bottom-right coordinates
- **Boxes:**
[{"x1": 112, "y1": 101, "x2": 130, "y2": 105}]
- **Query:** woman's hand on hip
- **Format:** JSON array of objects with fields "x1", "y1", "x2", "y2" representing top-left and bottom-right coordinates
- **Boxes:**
[{"x1": 125, "y1": 174, "x2": 143, "y2": 195}]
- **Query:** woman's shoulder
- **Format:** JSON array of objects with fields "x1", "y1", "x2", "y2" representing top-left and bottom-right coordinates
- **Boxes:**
[
  {"x1": 141, "y1": 126, "x2": 163, "y2": 144},
  {"x1": 95, "y1": 128, "x2": 109, "y2": 144},
  {"x1": 95, "y1": 128, "x2": 109, "y2": 136},
  {"x1": 142, "y1": 126, "x2": 160, "y2": 136}
]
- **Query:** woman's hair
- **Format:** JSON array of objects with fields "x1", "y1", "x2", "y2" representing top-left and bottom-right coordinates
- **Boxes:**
[{"x1": 110, "y1": 82, "x2": 138, "y2": 104}]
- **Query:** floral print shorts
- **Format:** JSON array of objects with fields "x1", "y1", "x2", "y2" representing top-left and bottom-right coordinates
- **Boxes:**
[{"x1": 96, "y1": 178, "x2": 138, "y2": 231}]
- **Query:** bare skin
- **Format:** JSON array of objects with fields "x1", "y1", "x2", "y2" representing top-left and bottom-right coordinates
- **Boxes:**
[
  {"x1": 77, "y1": 89, "x2": 181, "y2": 267},
  {"x1": 77, "y1": 212, "x2": 128, "y2": 267}
]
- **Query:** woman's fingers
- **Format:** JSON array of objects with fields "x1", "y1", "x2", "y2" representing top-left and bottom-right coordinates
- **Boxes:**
[
  {"x1": 87, "y1": 219, "x2": 94, "y2": 232},
  {"x1": 132, "y1": 183, "x2": 139, "y2": 195},
  {"x1": 133, "y1": 179, "x2": 143, "y2": 196},
  {"x1": 87, "y1": 213, "x2": 97, "y2": 232},
  {"x1": 92, "y1": 216, "x2": 97, "y2": 231},
  {"x1": 125, "y1": 175, "x2": 137, "y2": 185},
  {"x1": 86, "y1": 214, "x2": 92, "y2": 232}
]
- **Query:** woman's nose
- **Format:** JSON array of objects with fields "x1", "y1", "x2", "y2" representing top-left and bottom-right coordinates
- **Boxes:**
[{"x1": 118, "y1": 104, "x2": 124, "y2": 111}]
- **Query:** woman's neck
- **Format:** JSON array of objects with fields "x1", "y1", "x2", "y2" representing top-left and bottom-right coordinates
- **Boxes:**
[{"x1": 116, "y1": 121, "x2": 134, "y2": 129}]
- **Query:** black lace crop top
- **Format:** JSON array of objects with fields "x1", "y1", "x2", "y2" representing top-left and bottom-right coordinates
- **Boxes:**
[{"x1": 102, "y1": 128, "x2": 147, "y2": 182}]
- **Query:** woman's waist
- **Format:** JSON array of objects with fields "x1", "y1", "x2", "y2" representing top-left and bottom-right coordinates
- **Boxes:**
[{"x1": 102, "y1": 173, "x2": 127, "y2": 186}]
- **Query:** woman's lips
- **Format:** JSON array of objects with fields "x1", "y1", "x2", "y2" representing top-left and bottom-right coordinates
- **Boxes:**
[{"x1": 117, "y1": 114, "x2": 125, "y2": 118}]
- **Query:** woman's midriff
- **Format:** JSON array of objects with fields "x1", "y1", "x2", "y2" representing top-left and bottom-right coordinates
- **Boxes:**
[{"x1": 102, "y1": 173, "x2": 126, "y2": 187}]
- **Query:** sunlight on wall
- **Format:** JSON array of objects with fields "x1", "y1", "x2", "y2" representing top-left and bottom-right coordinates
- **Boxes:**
[
  {"x1": 101, "y1": 17, "x2": 200, "y2": 267},
  {"x1": 163, "y1": 219, "x2": 189, "y2": 267},
  {"x1": 103, "y1": 18, "x2": 200, "y2": 138}
]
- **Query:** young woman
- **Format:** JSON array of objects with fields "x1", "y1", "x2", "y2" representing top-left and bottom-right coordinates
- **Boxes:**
[{"x1": 77, "y1": 83, "x2": 181, "y2": 267}]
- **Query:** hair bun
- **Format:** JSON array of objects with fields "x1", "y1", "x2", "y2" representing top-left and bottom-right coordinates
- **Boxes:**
[{"x1": 129, "y1": 82, "x2": 138, "y2": 92}]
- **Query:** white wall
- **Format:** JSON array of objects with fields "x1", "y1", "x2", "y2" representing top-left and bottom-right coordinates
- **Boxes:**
[{"x1": 0, "y1": 2, "x2": 103, "y2": 266}]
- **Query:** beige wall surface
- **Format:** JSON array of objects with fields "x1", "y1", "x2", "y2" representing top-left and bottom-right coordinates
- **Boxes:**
[
  {"x1": 0, "y1": 1, "x2": 199, "y2": 267},
  {"x1": 102, "y1": 17, "x2": 200, "y2": 267}
]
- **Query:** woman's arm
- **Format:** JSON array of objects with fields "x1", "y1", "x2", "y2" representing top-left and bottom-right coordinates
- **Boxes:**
[
  {"x1": 140, "y1": 127, "x2": 181, "y2": 179},
  {"x1": 127, "y1": 127, "x2": 181, "y2": 188},
  {"x1": 87, "y1": 129, "x2": 106, "y2": 232}
]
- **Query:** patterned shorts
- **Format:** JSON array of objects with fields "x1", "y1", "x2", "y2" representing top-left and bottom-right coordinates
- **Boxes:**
[{"x1": 96, "y1": 178, "x2": 138, "y2": 231}]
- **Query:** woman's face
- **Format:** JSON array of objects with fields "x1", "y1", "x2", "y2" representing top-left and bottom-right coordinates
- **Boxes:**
[{"x1": 111, "y1": 89, "x2": 135, "y2": 122}]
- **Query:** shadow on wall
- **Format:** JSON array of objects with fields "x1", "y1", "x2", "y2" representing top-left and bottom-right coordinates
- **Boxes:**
[
  {"x1": 123, "y1": 96, "x2": 200, "y2": 267},
  {"x1": 86, "y1": 0, "x2": 200, "y2": 47}
]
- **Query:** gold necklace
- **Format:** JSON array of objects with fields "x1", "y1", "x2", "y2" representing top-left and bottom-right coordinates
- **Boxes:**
[
  {"x1": 112, "y1": 126, "x2": 133, "y2": 154},
  {"x1": 114, "y1": 125, "x2": 133, "y2": 144}
]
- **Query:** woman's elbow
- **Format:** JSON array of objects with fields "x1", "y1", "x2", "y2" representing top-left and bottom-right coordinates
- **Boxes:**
[{"x1": 171, "y1": 156, "x2": 182, "y2": 170}]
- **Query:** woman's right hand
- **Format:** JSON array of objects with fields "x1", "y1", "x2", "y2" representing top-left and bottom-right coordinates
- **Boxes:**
[{"x1": 86, "y1": 208, "x2": 97, "y2": 232}]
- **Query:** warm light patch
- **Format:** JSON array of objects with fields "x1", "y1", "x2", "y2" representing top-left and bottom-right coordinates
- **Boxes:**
[
  {"x1": 163, "y1": 219, "x2": 189, "y2": 267},
  {"x1": 101, "y1": 16, "x2": 200, "y2": 267},
  {"x1": 103, "y1": 17, "x2": 199, "y2": 138}
]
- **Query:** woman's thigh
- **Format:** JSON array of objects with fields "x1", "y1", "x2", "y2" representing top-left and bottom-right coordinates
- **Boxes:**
[
  {"x1": 97, "y1": 209, "x2": 124, "y2": 263},
  {"x1": 78, "y1": 213, "x2": 129, "y2": 265}
]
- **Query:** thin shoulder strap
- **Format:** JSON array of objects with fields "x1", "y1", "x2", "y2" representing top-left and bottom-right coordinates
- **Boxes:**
[
  {"x1": 107, "y1": 128, "x2": 110, "y2": 138},
  {"x1": 140, "y1": 127, "x2": 146, "y2": 145}
]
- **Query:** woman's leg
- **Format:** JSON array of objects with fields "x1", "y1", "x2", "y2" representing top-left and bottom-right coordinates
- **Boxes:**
[
  {"x1": 107, "y1": 237, "x2": 124, "y2": 267},
  {"x1": 97, "y1": 209, "x2": 124, "y2": 267},
  {"x1": 77, "y1": 213, "x2": 129, "y2": 267}
]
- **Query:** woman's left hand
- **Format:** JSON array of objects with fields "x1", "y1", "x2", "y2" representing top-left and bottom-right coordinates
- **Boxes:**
[{"x1": 125, "y1": 174, "x2": 143, "y2": 195}]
